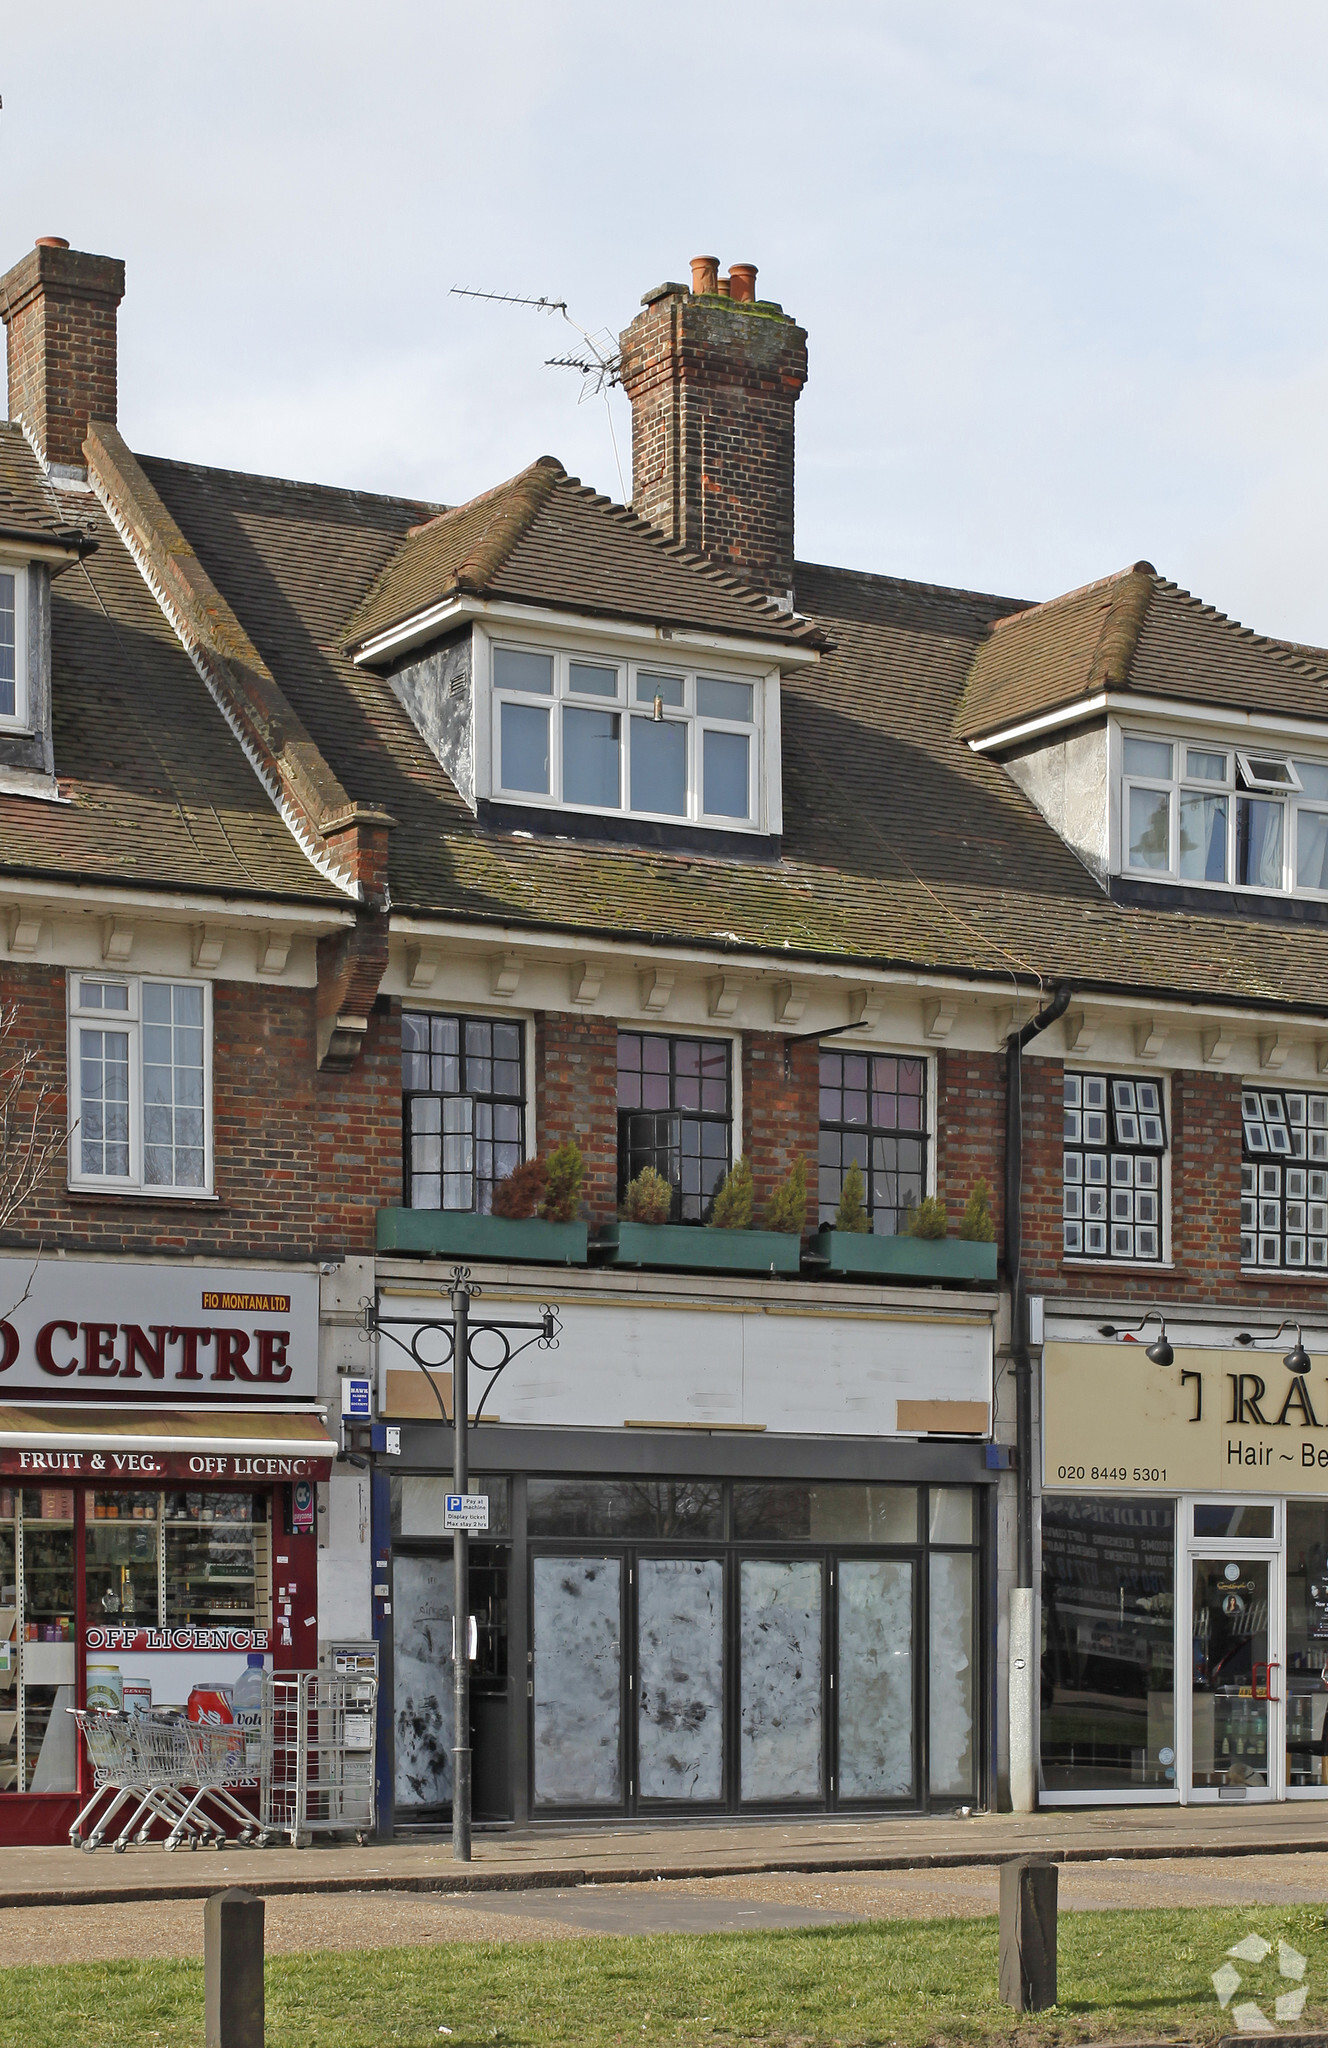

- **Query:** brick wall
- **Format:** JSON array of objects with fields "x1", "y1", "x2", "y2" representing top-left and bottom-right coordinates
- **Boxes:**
[
  {"x1": 743, "y1": 1032, "x2": 818, "y2": 1226},
  {"x1": 937, "y1": 1046, "x2": 1328, "y2": 1314},
  {"x1": 937, "y1": 1048, "x2": 1005, "y2": 1244},
  {"x1": 0, "y1": 965, "x2": 397, "y2": 1261},
  {"x1": 534, "y1": 1011, "x2": 618, "y2": 1222},
  {"x1": 1, "y1": 242, "x2": 124, "y2": 470},
  {"x1": 618, "y1": 289, "x2": 808, "y2": 596}
]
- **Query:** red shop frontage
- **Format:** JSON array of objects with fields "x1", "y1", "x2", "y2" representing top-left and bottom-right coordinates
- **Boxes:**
[{"x1": 0, "y1": 1257, "x2": 335, "y2": 1845}]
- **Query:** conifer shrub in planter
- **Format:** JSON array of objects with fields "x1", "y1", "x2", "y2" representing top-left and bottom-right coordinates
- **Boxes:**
[
  {"x1": 599, "y1": 1158, "x2": 800, "y2": 1274},
  {"x1": 378, "y1": 1142, "x2": 588, "y2": 1263},
  {"x1": 809, "y1": 1179, "x2": 997, "y2": 1283}
]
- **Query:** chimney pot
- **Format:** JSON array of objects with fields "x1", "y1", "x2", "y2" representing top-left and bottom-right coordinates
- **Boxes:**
[
  {"x1": 34, "y1": 236, "x2": 70, "y2": 250},
  {"x1": 619, "y1": 264, "x2": 807, "y2": 595},
  {"x1": 690, "y1": 255, "x2": 720, "y2": 296}
]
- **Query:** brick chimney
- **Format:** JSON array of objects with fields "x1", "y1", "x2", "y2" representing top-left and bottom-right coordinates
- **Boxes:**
[
  {"x1": 1, "y1": 238, "x2": 125, "y2": 473},
  {"x1": 618, "y1": 261, "x2": 808, "y2": 599}
]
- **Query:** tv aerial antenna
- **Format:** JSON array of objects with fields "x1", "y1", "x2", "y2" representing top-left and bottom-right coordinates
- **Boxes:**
[{"x1": 450, "y1": 286, "x2": 627, "y2": 501}]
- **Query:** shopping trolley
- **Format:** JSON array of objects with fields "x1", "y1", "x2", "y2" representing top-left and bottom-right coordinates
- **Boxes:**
[
  {"x1": 258, "y1": 1671, "x2": 376, "y2": 1847},
  {"x1": 165, "y1": 1724, "x2": 257, "y2": 1850},
  {"x1": 68, "y1": 1710, "x2": 206, "y2": 1853},
  {"x1": 68, "y1": 1709, "x2": 258, "y2": 1853}
]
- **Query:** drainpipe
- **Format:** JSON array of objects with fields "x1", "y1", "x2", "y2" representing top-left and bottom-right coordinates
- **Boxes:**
[{"x1": 1004, "y1": 981, "x2": 1071, "y2": 1812}]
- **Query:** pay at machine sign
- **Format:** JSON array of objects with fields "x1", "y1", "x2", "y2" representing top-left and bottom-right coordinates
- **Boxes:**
[{"x1": 444, "y1": 1494, "x2": 489, "y2": 1531}]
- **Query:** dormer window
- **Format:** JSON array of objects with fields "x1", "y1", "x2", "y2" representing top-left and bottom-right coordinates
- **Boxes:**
[
  {"x1": 487, "y1": 638, "x2": 768, "y2": 832},
  {"x1": 0, "y1": 561, "x2": 27, "y2": 726},
  {"x1": 1121, "y1": 730, "x2": 1328, "y2": 897}
]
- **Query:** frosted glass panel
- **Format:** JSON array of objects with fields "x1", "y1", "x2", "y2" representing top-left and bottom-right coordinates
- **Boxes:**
[
  {"x1": 533, "y1": 1555, "x2": 622, "y2": 1807},
  {"x1": 638, "y1": 1558, "x2": 724, "y2": 1802},
  {"x1": 740, "y1": 1558, "x2": 822, "y2": 1801},
  {"x1": 929, "y1": 1551, "x2": 976, "y2": 1798},
  {"x1": 837, "y1": 1560, "x2": 914, "y2": 1799},
  {"x1": 393, "y1": 1554, "x2": 454, "y2": 1810}
]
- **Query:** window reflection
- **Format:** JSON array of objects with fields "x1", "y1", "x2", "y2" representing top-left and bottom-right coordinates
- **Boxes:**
[{"x1": 1040, "y1": 1496, "x2": 1175, "y2": 1792}]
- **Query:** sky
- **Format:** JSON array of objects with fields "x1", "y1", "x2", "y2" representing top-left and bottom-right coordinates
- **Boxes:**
[{"x1": 6, "y1": 3, "x2": 1328, "y2": 637}]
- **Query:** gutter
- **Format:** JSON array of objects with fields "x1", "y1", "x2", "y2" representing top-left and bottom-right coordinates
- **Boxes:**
[{"x1": 1004, "y1": 981, "x2": 1071, "y2": 1588}]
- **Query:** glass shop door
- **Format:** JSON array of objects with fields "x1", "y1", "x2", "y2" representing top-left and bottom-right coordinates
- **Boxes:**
[{"x1": 1184, "y1": 1499, "x2": 1283, "y2": 1804}]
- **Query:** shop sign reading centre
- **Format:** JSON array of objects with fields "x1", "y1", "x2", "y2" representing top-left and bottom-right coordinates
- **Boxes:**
[
  {"x1": 0, "y1": 1257, "x2": 317, "y2": 1402},
  {"x1": 1045, "y1": 1340, "x2": 1328, "y2": 1494}
]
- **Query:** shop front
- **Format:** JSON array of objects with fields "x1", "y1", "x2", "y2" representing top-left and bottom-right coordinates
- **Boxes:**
[
  {"x1": 1040, "y1": 1319, "x2": 1328, "y2": 1805},
  {"x1": 371, "y1": 1277, "x2": 997, "y2": 1828},
  {"x1": 0, "y1": 1257, "x2": 334, "y2": 1844}
]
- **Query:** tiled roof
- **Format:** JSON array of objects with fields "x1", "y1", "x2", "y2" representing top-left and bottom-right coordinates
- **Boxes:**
[
  {"x1": 0, "y1": 424, "x2": 94, "y2": 552},
  {"x1": 956, "y1": 560, "x2": 1328, "y2": 741},
  {"x1": 129, "y1": 450, "x2": 1328, "y2": 1013},
  {"x1": 0, "y1": 431, "x2": 343, "y2": 902},
  {"x1": 342, "y1": 457, "x2": 822, "y2": 652}
]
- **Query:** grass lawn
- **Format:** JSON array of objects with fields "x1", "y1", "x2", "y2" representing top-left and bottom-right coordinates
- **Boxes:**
[{"x1": 3, "y1": 1904, "x2": 1325, "y2": 2048}]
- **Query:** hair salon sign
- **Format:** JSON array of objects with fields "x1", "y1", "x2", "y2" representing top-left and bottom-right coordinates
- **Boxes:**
[
  {"x1": 0, "y1": 1257, "x2": 318, "y2": 1403},
  {"x1": 1045, "y1": 1339, "x2": 1328, "y2": 1494}
]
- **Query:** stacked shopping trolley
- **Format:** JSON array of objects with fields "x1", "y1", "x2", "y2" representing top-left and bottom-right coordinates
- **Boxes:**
[{"x1": 68, "y1": 1671, "x2": 376, "y2": 1852}]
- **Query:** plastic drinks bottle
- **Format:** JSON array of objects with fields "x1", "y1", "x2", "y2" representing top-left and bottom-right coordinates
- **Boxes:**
[{"x1": 232, "y1": 1652, "x2": 265, "y2": 1771}]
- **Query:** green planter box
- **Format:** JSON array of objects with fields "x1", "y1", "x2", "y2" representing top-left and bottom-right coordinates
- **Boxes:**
[
  {"x1": 596, "y1": 1221, "x2": 802, "y2": 1276},
  {"x1": 376, "y1": 1209, "x2": 588, "y2": 1265},
  {"x1": 809, "y1": 1227, "x2": 997, "y2": 1285}
]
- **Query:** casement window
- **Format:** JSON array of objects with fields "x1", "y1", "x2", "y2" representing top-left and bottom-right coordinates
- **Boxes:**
[
  {"x1": 616, "y1": 1032, "x2": 732, "y2": 1221},
  {"x1": 1241, "y1": 1088, "x2": 1328, "y2": 1269},
  {"x1": 402, "y1": 1011, "x2": 525, "y2": 1212},
  {"x1": 817, "y1": 1050, "x2": 929, "y2": 1234},
  {"x1": 1122, "y1": 733, "x2": 1328, "y2": 896},
  {"x1": 68, "y1": 975, "x2": 210, "y2": 1194},
  {"x1": 491, "y1": 644, "x2": 762, "y2": 828},
  {"x1": 0, "y1": 562, "x2": 26, "y2": 726},
  {"x1": 1063, "y1": 1071, "x2": 1167, "y2": 1261}
]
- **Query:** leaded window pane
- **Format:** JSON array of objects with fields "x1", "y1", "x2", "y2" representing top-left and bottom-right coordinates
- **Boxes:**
[
  {"x1": 403, "y1": 1011, "x2": 525, "y2": 1213},
  {"x1": 0, "y1": 570, "x2": 14, "y2": 718},
  {"x1": 1241, "y1": 1085, "x2": 1328, "y2": 1269},
  {"x1": 1062, "y1": 1071, "x2": 1167, "y2": 1263},
  {"x1": 616, "y1": 1034, "x2": 732, "y2": 1222},
  {"x1": 818, "y1": 1051, "x2": 930, "y2": 1235}
]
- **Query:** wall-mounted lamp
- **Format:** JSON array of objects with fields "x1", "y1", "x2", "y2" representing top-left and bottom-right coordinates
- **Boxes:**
[
  {"x1": 1236, "y1": 1320, "x2": 1313, "y2": 1373},
  {"x1": 1097, "y1": 1311, "x2": 1174, "y2": 1368}
]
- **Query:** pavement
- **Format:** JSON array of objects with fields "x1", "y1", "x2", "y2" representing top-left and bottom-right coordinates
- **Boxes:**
[
  {"x1": 9, "y1": 1800, "x2": 1328, "y2": 1909},
  {"x1": 5, "y1": 1851, "x2": 1328, "y2": 1966}
]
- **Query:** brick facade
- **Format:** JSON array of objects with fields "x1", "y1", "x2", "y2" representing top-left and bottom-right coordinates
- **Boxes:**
[
  {"x1": 936, "y1": 1048, "x2": 1005, "y2": 1245},
  {"x1": 618, "y1": 287, "x2": 808, "y2": 596},
  {"x1": 0, "y1": 965, "x2": 399, "y2": 1261},
  {"x1": 743, "y1": 1031, "x2": 818, "y2": 1227},
  {"x1": 1, "y1": 241, "x2": 124, "y2": 470},
  {"x1": 935, "y1": 1045, "x2": 1328, "y2": 1315},
  {"x1": 534, "y1": 1010, "x2": 619, "y2": 1222}
]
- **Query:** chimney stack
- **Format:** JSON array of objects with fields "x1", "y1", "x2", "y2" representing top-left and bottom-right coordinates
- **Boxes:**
[
  {"x1": 1, "y1": 238, "x2": 125, "y2": 473},
  {"x1": 618, "y1": 258, "x2": 808, "y2": 600}
]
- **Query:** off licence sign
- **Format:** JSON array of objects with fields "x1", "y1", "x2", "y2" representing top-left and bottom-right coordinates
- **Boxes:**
[{"x1": 444, "y1": 1494, "x2": 489, "y2": 1531}]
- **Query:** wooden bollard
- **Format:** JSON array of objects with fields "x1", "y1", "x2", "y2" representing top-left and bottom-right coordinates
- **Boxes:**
[
  {"x1": 205, "y1": 1887, "x2": 265, "y2": 2048},
  {"x1": 999, "y1": 1857, "x2": 1057, "y2": 2012}
]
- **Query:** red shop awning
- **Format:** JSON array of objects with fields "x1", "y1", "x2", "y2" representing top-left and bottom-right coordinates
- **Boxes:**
[{"x1": 0, "y1": 1406, "x2": 336, "y2": 1481}]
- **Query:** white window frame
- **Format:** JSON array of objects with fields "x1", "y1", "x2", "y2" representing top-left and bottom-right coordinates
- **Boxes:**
[
  {"x1": 67, "y1": 972, "x2": 214, "y2": 1197},
  {"x1": 482, "y1": 632, "x2": 771, "y2": 834},
  {"x1": 1116, "y1": 724, "x2": 1328, "y2": 901},
  {"x1": 0, "y1": 558, "x2": 29, "y2": 731}
]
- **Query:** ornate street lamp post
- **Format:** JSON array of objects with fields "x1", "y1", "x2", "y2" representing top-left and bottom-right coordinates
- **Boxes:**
[{"x1": 363, "y1": 1268, "x2": 558, "y2": 1861}]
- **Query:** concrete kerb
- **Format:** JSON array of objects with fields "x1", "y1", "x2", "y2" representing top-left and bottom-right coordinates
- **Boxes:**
[{"x1": 7, "y1": 1833, "x2": 1328, "y2": 1913}]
